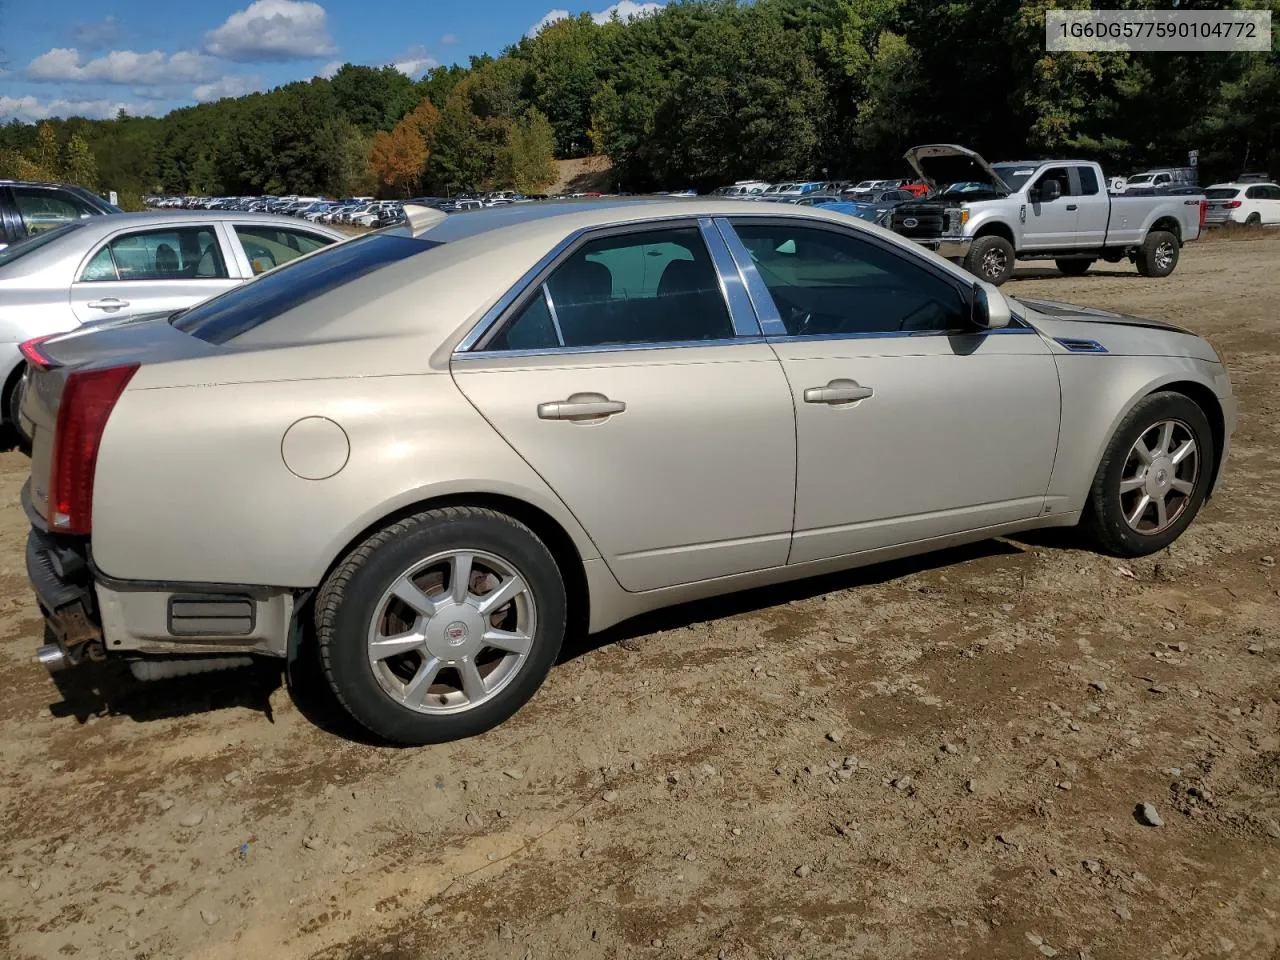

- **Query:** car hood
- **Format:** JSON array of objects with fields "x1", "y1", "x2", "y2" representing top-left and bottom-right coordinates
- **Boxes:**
[
  {"x1": 904, "y1": 144, "x2": 1011, "y2": 193},
  {"x1": 1015, "y1": 297, "x2": 1220, "y2": 362}
]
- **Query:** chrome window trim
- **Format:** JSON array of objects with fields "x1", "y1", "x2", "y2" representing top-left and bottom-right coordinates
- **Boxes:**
[
  {"x1": 761, "y1": 326, "x2": 1037, "y2": 346},
  {"x1": 454, "y1": 228, "x2": 586, "y2": 353},
  {"x1": 454, "y1": 216, "x2": 742, "y2": 355},
  {"x1": 452, "y1": 336, "x2": 762, "y2": 362},
  {"x1": 712, "y1": 217, "x2": 788, "y2": 337},
  {"x1": 698, "y1": 217, "x2": 762, "y2": 336},
  {"x1": 541, "y1": 283, "x2": 566, "y2": 347}
]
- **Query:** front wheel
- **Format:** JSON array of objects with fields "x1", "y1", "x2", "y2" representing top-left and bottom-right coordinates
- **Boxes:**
[
  {"x1": 1055, "y1": 259, "x2": 1094, "y2": 277},
  {"x1": 1082, "y1": 392, "x2": 1215, "y2": 557},
  {"x1": 964, "y1": 235, "x2": 1016, "y2": 286},
  {"x1": 1135, "y1": 230, "x2": 1179, "y2": 277},
  {"x1": 316, "y1": 506, "x2": 567, "y2": 744}
]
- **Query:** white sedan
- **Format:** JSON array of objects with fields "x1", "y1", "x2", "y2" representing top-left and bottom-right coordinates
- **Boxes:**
[{"x1": 0, "y1": 210, "x2": 343, "y2": 429}]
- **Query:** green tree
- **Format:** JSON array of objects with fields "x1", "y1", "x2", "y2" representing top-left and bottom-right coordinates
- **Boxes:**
[
  {"x1": 528, "y1": 15, "x2": 602, "y2": 156},
  {"x1": 496, "y1": 109, "x2": 558, "y2": 191},
  {"x1": 62, "y1": 133, "x2": 99, "y2": 188},
  {"x1": 330, "y1": 64, "x2": 421, "y2": 134},
  {"x1": 426, "y1": 83, "x2": 489, "y2": 194},
  {"x1": 337, "y1": 122, "x2": 377, "y2": 196},
  {"x1": 32, "y1": 122, "x2": 61, "y2": 178}
]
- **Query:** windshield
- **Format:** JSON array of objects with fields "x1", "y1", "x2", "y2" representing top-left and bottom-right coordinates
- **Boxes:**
[
  {"x1": 172, "y1": 232, "x2": 442, "y2": 344},
  {"x1": 991, "y1": 164, "x2": 1037, "y2": 191},
  {"x1": 1204, "y1": 187, "x2": 1241, "y2": 199},
  {"x1": 1127, "y1": 174, "x2": 1154, "y2": 184},
  {"x1": 0, "y1": 221, "x2": 84, "y2": 269}
]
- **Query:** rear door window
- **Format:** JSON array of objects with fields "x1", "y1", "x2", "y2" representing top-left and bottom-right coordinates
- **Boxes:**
[
  {"x1": 487, "y1": 227, "x2": 733, "y2": 351},
  {"x1": 234, "y1": 225, "x2": 336, "y2": 275},
  {"x1": 1076, "y1": 166, "x2": 1100, "y2": 195}
]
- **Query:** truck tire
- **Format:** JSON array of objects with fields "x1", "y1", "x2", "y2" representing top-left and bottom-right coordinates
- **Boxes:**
[
  {"x1": 1135, "y1": 230, "x2": 1179, "y2": 278},
  {"x1": 1055, "y1": 259, "x2": 1093, "y2": 277},
  {"x1": 964, "y1": 235, "x2": 1016, "y2": 285}
]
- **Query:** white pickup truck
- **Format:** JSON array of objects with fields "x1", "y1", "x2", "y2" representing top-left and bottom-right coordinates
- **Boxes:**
[{"x1": 889, "y1": 145, "x2": 1206, "y2": 285}]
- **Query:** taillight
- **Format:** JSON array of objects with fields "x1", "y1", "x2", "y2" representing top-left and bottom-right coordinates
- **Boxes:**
[
  {"x1": 1225, "y1": 200, "x2": 1243, "y2": 209},
  {"x1": 1199, "y1": 199, "x2": 1207, "y2": 228},
  {"x1": 19, "y1": 335, "x2": 57, "y2": 370},
  {"x1": 47, "y1": 364, "x2": 138, "y2": 535}
]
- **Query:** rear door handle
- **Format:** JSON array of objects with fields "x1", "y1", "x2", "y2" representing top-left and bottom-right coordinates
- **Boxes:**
[
  {"x1": 803, "y1": 379, "x2": 873, "y2": 405},
  {"x1": 1065, "y1": 204, "x2": 1078, "y2": 211},
  {"x1": 86, "y1": 297, "x2": 130, "y2": 311},
  {"x1": 537, "y1": 392, "x2": 627, "y2": 421}
]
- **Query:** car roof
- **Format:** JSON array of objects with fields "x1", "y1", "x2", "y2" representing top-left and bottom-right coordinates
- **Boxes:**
[
  {"x1": 71, "y1": 210, "x2": 345, "y2": 237},
  {"x1": 1207, "y1": 181, "x2": 1276, "y2": 188}
]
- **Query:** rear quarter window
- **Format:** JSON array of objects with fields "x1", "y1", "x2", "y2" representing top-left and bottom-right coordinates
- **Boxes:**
[{"x1": 172, "y1": 233, "x2": 441, "y2": 344}]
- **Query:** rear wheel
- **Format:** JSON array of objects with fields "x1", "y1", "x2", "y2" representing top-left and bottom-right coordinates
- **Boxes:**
[
  {"x1": 1055, "y1": 259, "x2": 1094, "y2": 277},
  {"x1": 1082, "y1": 392, "x2": 1215, "y2": 557},
  {"x1": 964, "y1": 235, "x2": 1016, "y2": 285},
  {"x1": 1246, "y1": 212, "x2": 1262, "y2": 226},
  {"x1": 3, "y1": 367, "x2": 30, "y2": 453},
  {"x1": 1135, "y1": 230, "x2": 1179, "y2": 277},
  {"x1": 316, "y1": 506, "x2": 567, "y2": 745}
]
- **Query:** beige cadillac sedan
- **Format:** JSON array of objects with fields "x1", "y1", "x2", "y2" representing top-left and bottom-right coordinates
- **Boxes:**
[{"x1": 19, "y1": 200, "x2": 1233, "y2": 744}]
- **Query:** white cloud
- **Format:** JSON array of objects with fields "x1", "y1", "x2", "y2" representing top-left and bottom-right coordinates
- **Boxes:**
[
  {"x1": 205, "y1": 0, "x2": 336, "y2": 63},
  {"x1": 193, "y1": 75, "x2": 264, "y2": 102},
  {"x1": 72, "y1": 15, "x2": 122, "y2": 50},
  {"x1": 318, "y1": 60, "x2": 345, "y2": 79},
  {"x1": 527, "y1": 9, "x2": 570, "y2": 38},
  {"x1": 440, "y1": 33, "x2": 459, "y2": 46},
  {"x1": 27, "y1": 47, "x2": 223, "y2": 85},
  {"x1": 388, "y1": 45, "x2": 437, "y2": 78},
  {"x1": 527, "y1": 1, "x2": 661, "y2": 38},
  {"x1": 0, "y1": 94, "x2": 156, "y2": 122},
  {"x1": 592, "y1": 1, "x2": 662, "y2": 25}
]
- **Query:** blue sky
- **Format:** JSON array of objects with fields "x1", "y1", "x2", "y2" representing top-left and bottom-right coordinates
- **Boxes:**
[{"x1": 0, "y1": 0, "x2": 661, "y2": 123}]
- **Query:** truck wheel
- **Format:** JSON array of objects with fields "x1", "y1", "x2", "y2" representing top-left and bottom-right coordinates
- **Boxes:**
[
  {"x1": 1082, "y1": 392, "x2": 1214, "y2": 557},
  {"x1": 964, "y1": 235, "x2": 1015, "y2": 285},
  {"x1": 316, "y1": 506, "x2": 567, "y2": 745},
  {"x1": 1055, "y1": 259, "x2": 1093, "y2": 277},
  {"x1": 1135, "y1": 230, "x2": 1179, "y2": 277}
]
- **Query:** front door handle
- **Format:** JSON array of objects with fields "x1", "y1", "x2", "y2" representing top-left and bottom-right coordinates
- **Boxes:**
[
  {"x1": 537, "y1": 392, "x2": 627, "y2": 422},
  {"x1": 86, "y1": 297, "x2": 130, "y2": 311},
  {"x1": 804, "y1": 379, "x2": 873, "y2": 405},
  {"x1": 1065, "y1": 204, "x2": 1078, "y2": 211}
]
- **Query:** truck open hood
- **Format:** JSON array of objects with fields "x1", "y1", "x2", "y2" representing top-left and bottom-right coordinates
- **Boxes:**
[{"x1": 905, "y1": 144, "x2": 1011, "y2": 194}]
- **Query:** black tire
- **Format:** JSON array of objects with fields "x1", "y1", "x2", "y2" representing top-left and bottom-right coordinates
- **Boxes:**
[
  {"x1": 316, "y1": 506, "x2": 567, "y2": 745},
  {"x1": 1082, "y1": 392, "x2": 1215, "y2": 557},
  {"x1": 963, "y1": 235, "x2": 1016, "y2": 286},
  {"x1": 1055, "y1": 259, "x2": 1094, "y2": 277},
  {"x1": 1246, "y1": 212, "x2": 1262, "y2": 226},
  {"x1": 1134, "y1": 230, "x2": 1179, "y2": 278},
  {"x1": 2, "y1": 367, "x2": 31, "y2": 454}
]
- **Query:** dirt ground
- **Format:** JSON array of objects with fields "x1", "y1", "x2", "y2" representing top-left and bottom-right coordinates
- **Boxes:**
[{"x1": 2, "y1": 232, "x2": 1278, "y2": 960}]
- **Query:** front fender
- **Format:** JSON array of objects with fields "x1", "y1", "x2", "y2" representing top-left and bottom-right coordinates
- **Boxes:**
[{"x1": 1045, "y1": 354, "x2": 1230, "y2": 514}]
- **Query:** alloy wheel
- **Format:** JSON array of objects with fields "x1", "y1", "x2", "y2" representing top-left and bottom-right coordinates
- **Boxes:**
[
  {"x1": 366, "y1": 549, "x2": 536, "y2": 715},
  {"x1": 1118, "y1": 419, "x2": 1199, "y2": 534}
]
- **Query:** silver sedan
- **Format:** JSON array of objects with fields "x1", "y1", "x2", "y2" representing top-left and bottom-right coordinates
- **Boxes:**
[
  {"x1": 19, "y1": 200, "x2": 1233, "y2": 745},
  {"x1": 0, "y1": 210, "x2": 344, "y2": 428}
]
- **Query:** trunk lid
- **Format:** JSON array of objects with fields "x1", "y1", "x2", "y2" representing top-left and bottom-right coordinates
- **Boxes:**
[
  {"x1": 22, "y1": 315, "x2": 220, "y2": 525},
  {"x1": 904, "y1": 144, "x2": 1012, "y2": 194}
]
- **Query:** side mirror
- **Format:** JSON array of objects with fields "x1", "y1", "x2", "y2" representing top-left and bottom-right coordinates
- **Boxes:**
[
  {"x1": 1038, "y1": 179, "x2": 1061, "y2": 203},
  {"x1": 970, "y1": 281, "x2": 1012, "y2": 330}
]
